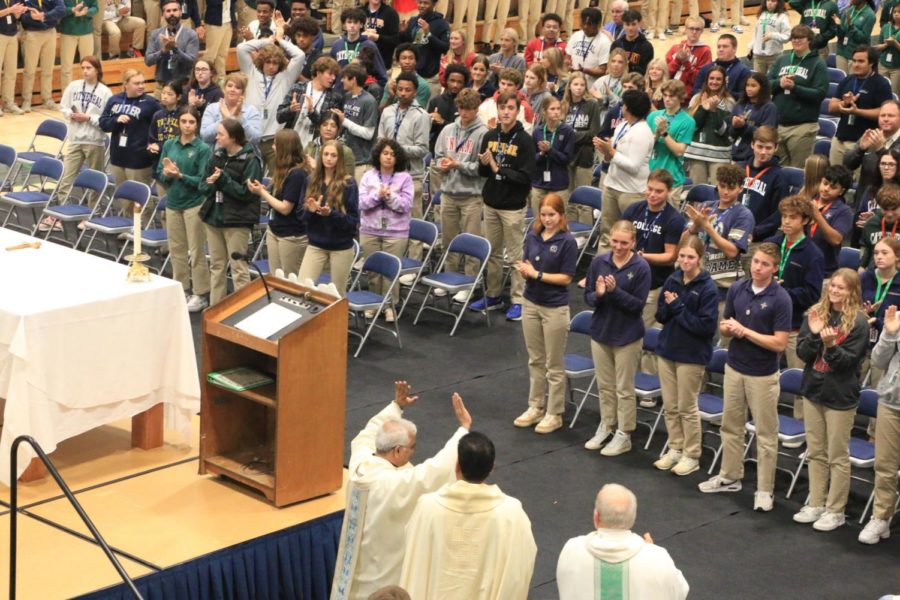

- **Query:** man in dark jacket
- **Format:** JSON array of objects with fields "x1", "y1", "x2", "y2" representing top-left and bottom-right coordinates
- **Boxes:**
[
  {"x1": 691, "y1": 33, "x2": 750, "y2": 98},
  {"x1": 610, "y1": 10, "x2": 653, "y2": 75},
  {"x1": 145, "y1": 0, "x2": 199, "y2": 83},
  {"x1": 362, "y1": 0, "x2": 399, "y2": 68},
  {"x1": 469, "y1": 91, "x2": 536, "y2": 322},
  {"x1": 398, "y1": 0, "x2": 448, "y2": 79},
  {"x1": 426, "y1": 63, "x2": 467, "y2": 152}
]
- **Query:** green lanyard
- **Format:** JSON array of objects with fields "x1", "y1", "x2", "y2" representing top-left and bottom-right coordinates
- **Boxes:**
[
  {"x1": 846, "y1": 4, "x2": 866, "y2": 27},
  {"x1": 761, "y1": 11, "x2": 773, "y2": 34},
  {"x1": 885, "y1": 24, "x2": 900, "y2": 41},
  {"x1": 779, "y1": 235, "x2": 804, "y2": 278},
  {"x1": 875, "y1": 272, "x2": 896, "y2": 305},
  {"x1": 543, "y1": 124, "x2": 558, "y2": 168}
]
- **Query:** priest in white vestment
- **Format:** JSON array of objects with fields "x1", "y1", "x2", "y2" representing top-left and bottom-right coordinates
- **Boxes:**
[
  {"x1": 399, "y1": 431, "x2": 537, "y2": 600},
  {"x1": 330, "y1": 381, "x2": 471, "y2": 600},
  {"x1": 556, "y1": 483, "x2": 689, "y2": 600}
]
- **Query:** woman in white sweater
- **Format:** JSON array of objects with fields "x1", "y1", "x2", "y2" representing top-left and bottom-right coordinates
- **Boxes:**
[{"x1": 237, "y1": 16, "x2": 305, "y2": 173}]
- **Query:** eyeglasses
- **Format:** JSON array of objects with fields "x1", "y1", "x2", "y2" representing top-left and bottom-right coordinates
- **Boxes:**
[
  {"x1": 194, "y1": 66, "x2": 210, "y2": 71},
  {"x1": 881, "y1": 162, "x2": 898, "y2": 167},
  {"x1": 686, "y1": 26, "x2": 703, "y2": 31},
  {"x1": 790, "y1": 35, "x2": 807, "y2": 40}
]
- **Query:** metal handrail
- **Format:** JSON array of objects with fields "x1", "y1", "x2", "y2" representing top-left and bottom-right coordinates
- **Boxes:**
[{"x1": 9, "y1": 435, "x2": 144, "y2": 600}]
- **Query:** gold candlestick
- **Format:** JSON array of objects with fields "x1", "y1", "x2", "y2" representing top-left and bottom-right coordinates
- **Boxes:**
[{"x1": 126, "y1": 202, "x2": 150, "y2": 282}]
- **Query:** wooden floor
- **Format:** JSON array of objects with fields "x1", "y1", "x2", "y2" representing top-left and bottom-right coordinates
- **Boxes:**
[{"x1": 0, "y1": 415, "x2": 347, "y2": 599}]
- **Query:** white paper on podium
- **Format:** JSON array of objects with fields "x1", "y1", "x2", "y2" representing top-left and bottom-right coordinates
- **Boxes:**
[{"x1": 234, "y1": 302, "x2": 302, "y2": 338}]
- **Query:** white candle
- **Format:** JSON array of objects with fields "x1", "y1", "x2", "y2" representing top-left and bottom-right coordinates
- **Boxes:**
[{"x1": 133, "y1": 203, "x2": 142, "y2": 256}]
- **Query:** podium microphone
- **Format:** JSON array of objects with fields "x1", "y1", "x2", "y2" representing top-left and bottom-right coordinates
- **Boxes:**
[{"x1": 231, "y1": 252, "x2": 272, "y2": 303}]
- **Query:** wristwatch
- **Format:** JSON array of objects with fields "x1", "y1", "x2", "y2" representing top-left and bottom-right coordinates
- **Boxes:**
[{"x1": 537, "y1": 272, "x2": 544, "y2": 281}]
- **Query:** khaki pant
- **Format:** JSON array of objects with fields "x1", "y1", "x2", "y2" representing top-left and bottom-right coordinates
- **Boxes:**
[
  {"x1": 642, "y1": 0, "x2": 671, "y2": 34},
  {"x1": 442, "y1": 194, "x2": 483, "y2": 277},
  {"x1": 785, "y1": 330, "x2": 806, "y2": 419},
  {"x1": 110, "y1": 166, "x2": 154, "y2": 221},
  {"x1": 22, "y1": 29, "x2": 57, "y2": 104},
  {"x1": 482, "y1": 0, "x2": 511, "y2": 44},
  {"x1": 753, "y1": 53, "x2": 781, "y2": 78},
  {"x1": 483, "y1": 204, "x2": 525, "y2": 303},
  {"x1": 205, "y1": 225, "x2": 250, "y2": 304},
  {"x1": 598, "y1": 186, "x2": 644, "y2": 254},
  {"x1": 59, "y1": 143, "x2": 106, "y2": 203},
  {"x1": 873, "y1": 402, "x2": 900, "y2": 520},
  {"x1": 265, "y1": 228, "x2": 307, "y2": 277},
  {"x1": 204, "y1": 24, "x2": 233, "y2": 86},
  {"x1": 530, "y1": 187, "x2": 571, "y2": 222},
  {"x1": 517, "y1": 0, "x2": 541, "y2": 40},
  {"x1": 829, "y1": 139, "x2": 856, "y2": 173},
  {"x1": 0, "y1": 33, "x2": 17, "y2": 106},
  {"x1": 777, "y1": 122, "x2": 818, "y2": 169},
  {"x1": 710, "y1": 0, "x2": 743, "y2": 25},
  {"x1": 567, "y1": 164, "x2": 595, "y2": 224},
  {"x1": 804, "y1": 398, "x2": 857, "y2": 513},
  {"x1": 298, "y1": 244, "x2": 355, "y2": 297},
  {"x1": 640, "y1": 287, "x2": 661, "y2": 373},
  {"x1": 142, "y1": 0, "x2": 162, "y2": 31},
  {"x1": 258, "y1": 137, "x2": 275, "y2": 176},
  {"x1": 523, "y1": 299, "x2": 570, "y2": 415},
  {"x1": 719, "y1": 365, "x2": 780, "y2": 493},
  {"x1": 59, "y1": 34, "x2": 94, "y2": 94},
  {"x1": 673, "y1": 0, "x2": 701, "y2": 21},
  {"x1": 884, "y1": 67, "x2": 900, "y2": 97},
  {"x1": 103, "y1": 17, "x2": 147, "y2": 56},
  {"x1": 167, "y1": 205, "x2": 211, "y2": 296},
  {"x1": 448, "y1": 0, "x2": 478, "y2": 51},
  {"x1": 236, "y1": 0, "x2": 255, "y2": 30},
  {"x1": 591, "y1": 338, "x2": 642, "y2": 433},
  {"x1": 687, "y1": 161, "x2": 725, "y2": 187},
  {"x1": 359, "y1": 234, "x2": 407, "y2": 303},
  {"x1": 657, "y1": 357, "x2": 704, "y2": 458}
]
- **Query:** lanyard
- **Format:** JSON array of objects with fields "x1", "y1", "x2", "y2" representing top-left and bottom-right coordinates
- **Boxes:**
[
  {"x1": 495, "y1": 129, "x2": 518, "y2": 164},
  {"x1": 700, "y1": 203, "x2": 734, "y2": 244},
  {"x1": 851, "y1": 73, "x2": 871, "y2": 95},
  {"x1": 542, "y1": 124, "x2": 558, "y2": 167},
  {"x1": 876, "y1": 272, "x2": 896, "y2": 305},
  {"x1": 612, "y1": 122, "x2": 630, "y2": 148},
  {"x1": 744, "y1": 165, "x2": 771, "y2": 194},
  {"x1": 637, "y1": 206, "x2": 664, "y2": 249},
  {"x1": 393, "y1": 108, "x2": 408, "y2": 140},
  {"x1": 809, "y1": 200, "x2": 832, "y2": 237},
  {"x1": 778, "y1": 235, "x2": 804, "y2": 278},
  {"x1": 846, "y1": 4, "x2": 866, "y2": 26},
  {"x1": 379, "y1": 171, "x2": 394, "y2": 187},
  {"x1": 262, "y1": 75, "x2": 274, "y2": 101},
  {"x1": 344, "y1": 40, "x2": 361, "y2": 61},
  {"x1": 882, "y1": 216, "x2": 899, "y2": 239},
  {"x1": 885, "y1": 23, "x2": 900, "y2": 41},
  {"x1": 81, "y1": 81, "x2": 98, "y2": 113},
  {"x1": 567, "y1": 101, "x2": 584, "y2": 128},
  {"x1": 578, "y1": 35, "x2": 595, "y2": 60},
  {"x1": 453, "y1": 124, "x2": 471, "y2": 153}
]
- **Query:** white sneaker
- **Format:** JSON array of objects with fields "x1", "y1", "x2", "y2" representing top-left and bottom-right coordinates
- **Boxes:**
[
  {"x1": 600, "y1": 430, "x2": 631, "y2": 456},
  {"x1": 584, "y1": 423, "x2": 613, "y2": 450},
  {"x1": 514, "y1": 406, "x2": 545, "y2": 427},
  {"x1": 645, "y1": 30, "x2": 655, "y2": 39},
  {"x1": 5, "y1": 103, "x2": 23, "y2": 115},
  {"x1": 657, "y1": 32, "x2": 666, "y2": 41},
  {"x1": 793, "y1": 505, "x2": 825, "y2": 524},
  {"x1": 43, "y1": 100, "x2": 60, "y2": 111},
  {"x1": 783, "y1": 438, "x2": 805, "y2": 449},
  {"x1": 453, "y1": 289, "x2": 470, "y2": 303},
  {"x1": 21, "y1": 102, "x2": 31, "y2": 113},
  {"x1": 672, "y1": 456, "x2": 700, "y2": 476},
  {"x1": 535, "y1": 414, "x2": 563, "y2": 434},
  {"x1": 858, "y1": 517, "x2": 891, "y2": 544},
  {"x1": 754, "y1": 491, "x2": 774, "y2": 512},
  {"x1": 653, "y1": 449, "x2": 682, "y2": 471},
  {"x1": 639, "y1": 397, "x2": 658, "y2": 408},
  {"x1": 383, "y1": 308, "x2": 396, "y2": 323},
  {"x1": 432, "y1": 287, "x2": 447, "y2": 297},
  {"x1": 812, "y1": 511, "x2": 845, "y2": 531},
  {"x1": 364, "y1": 309, "x2": 376, "y2": 319},
  {"x1": 698, "y1": 475, "x2": 742, "y2": 493},
  {"x1": 185, "y1": 294, "x2": 208, "y2": 312},
  {"x1": 399, "y1": 274, "x2": 416, "y2": 286}
]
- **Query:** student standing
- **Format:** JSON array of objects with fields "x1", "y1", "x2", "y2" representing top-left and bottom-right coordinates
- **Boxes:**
[
  {"x1": 488, "y1": 28, "x2": 526, "y2": 84},
  {"x1": 751, "y1": 0, "x2": 791, "y2": 76},
  {"x1": 566, "y1": 7, "x2": 611, "y2": 89},
  {"x1": 277, "y1": 56, "x2": 343, "y2": 148},
  {"x1": 583, "y1": 220, "x2": 651, "y2": 456},
  {"x1": 185, "y1": 60, "x2": 222, "y2": 127},
  {"x1": 530, "y1": 96, "x2": 575, "y2": 216},
  {"x1": 59, "y1": 0, "x2": 97, "y2": 92},
  {"x1": 654, "y1": 235, "x2": 719, "y2": 476},
  {"x1": 158, "y1": 106, "x2": 213, "y2": 313},
  {"x1": 0, "y1": 0, "x2": 25, "y2": 116},
  {"x1": 699, "y1": 243, "x2": 792, "y2": 512},
  {"x1": 562, "y1": 72, "x2": 601, "y2": 223},
  {"x1": 728, "y1": 72, "x2": 778, "y2": 164},
  {"x1": 200, "y1": 73, "x2": 263, "y2": 148},
  {"x1": 513, "y1": 193, "x2": 578, "y2": 434},
  {"x1": 648, "y1": 80, "x2": 695, "y2": 203},
  {"x1": 684, "y1": 66, "x2": 735, "y2": 185},
  {"x1": 809, "y1": 165, "x2": 854, "y2": 278},
  {"x1": 20, "y1": 0, "x2": 66, "y2": 111},
  {"x1": 610, "y1": 10, "x2": 653, "y2": 75}
]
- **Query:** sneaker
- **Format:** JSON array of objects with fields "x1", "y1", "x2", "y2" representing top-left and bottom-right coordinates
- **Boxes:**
[
  {"x1": 5, "y1": 103, "x2": 23, "y2": 115},
  {"x1": 710, "y1": 23, "x2": 720, "y2": 32},
  {"x1": 514, "y1": 407, "x2": 545, "y2": 427},
  {"x1": 740, "y1": 17, "x2": 751, "y2": 25},
  {"x1": 575, "y1": 236, "x2": 587, "y2": 249},
  {"x1": 645, "y1": 30, "x2": 655, "y2": 40},
  {"x1": 639, "y1": 397, "x2": 657, "y2": 408},
  {"x1": 432, "y1": 287, "x2": 447, "y2": 297},
  {"x1": 399, "y1": 274, "x2": 417, "y2": 286},
  {"x1": 584, "y1": 423, "x2": 613, "y2": 450},
  {"x1": 43, "y1": 100, "x2": 60, "y2": 110},
  {"x1": 754, "y1": 491, "x2": 774, "y2": 512},
  {"x1": 21, "y1": 102, "x2": 31, "y2": 113},
  {"x1": 813, "y1": 511, "x2": 846, "y2": 531},
  {"x1": 453, "y1": 289, "x2": 470, "y2": 303},
  {"x1": 126, "y1": 48, "x2": 143, "y2": 58},
  {"x1": 672, "y1": 456, "x2": 700, "y2": 476},
  {"x1": 469, "y1": 296, "x2": 503, "y2": 311},
  {"x1": 653, "y1": 449, "x2": 682, "y2": 471},
  {"x1": 858, "y1": 517, "x2": 891, "y2": 544},
  {"x1": 731, "y1": 25, "x2": 744, "y2": 34},
  {"x1": 657, "y1": 32, "x2": 666, "y2": 41},
  {"x1": 601, "y1": 430, "x2": 632, "y2": 456},
  {"x1": 37, "y1": 216, "x2": 57, "y2": 232},
  {"x1": 506, "y1": 304, "x2": 522, "y2": 321},
  {"x1": 698, "y1": 475, "x2": 742, "y2": 493},
  {"x1": 185, "y1": 294, "x2": 209, "y2": 313},
  {"x1": 783, "y1": 439, "x2": 805, "y2": 449},
  {"x1": 383, "y1": 308, "x2": 395, "y2": 323},
  {"x1": 793, "y1": 505, "x2": 825, "y2": 524},
  {"x1": 535, "y1": 414, "x2": 563, "y2": 434},
  {"x1": 364, "y1": 309, "x2": 376, "y2": 319},
  {"x1": 665, "y1": 26, "x2": 675, "y2": 35}
]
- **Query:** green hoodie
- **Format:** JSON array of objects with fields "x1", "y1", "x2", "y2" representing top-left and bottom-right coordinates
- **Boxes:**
[
  {"x1": 156, "y1": 136, "x2": 212, "y2": 211},
  {"x1": 767, "y1": 50, "x2": 829, "y2": 126},
  {"x1": 59, "y1": 0, "x2": 97, "y2": 36},
  {"x1": 788, "y1": 0, "x2": 840, "y2": 51},
  {"x1": 836, "y1": 2, "x2": 876, "y2": 59}
]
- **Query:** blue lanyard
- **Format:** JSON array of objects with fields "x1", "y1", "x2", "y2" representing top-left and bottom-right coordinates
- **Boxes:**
[
  {"x1": 453, "y1": 125, "x2": 471, "y2": 153},
  {"x1": 262, "y1": 75, "x2": 274, "y2": 101},
  {"x1": 393, "y1": 108, "x2": 408, "y2": 140},
  {"x1": 579, "y1": 35, "x2": 596, "y2": 59},
  {"x1": 701, "y1": 204, "x2": 734, "y2": 244},
  {"x1": 568, "y1": 102, "x2": 584, "y2": 128},
  {"x1": 612, "y1": 122, "x2": 630, "y2": 148},
  {"x1": 637, "y1": 206, "x2": 664, "y2": 249},
  {"x1": 81, "y1": 81, "x2": 97, "y2": 113},
  {"x1": 495, "y1": 130, "x2": 518, "y2": 164},
  {"x1": 851, "y1": 74, "x2": 871, "y2": 95}
]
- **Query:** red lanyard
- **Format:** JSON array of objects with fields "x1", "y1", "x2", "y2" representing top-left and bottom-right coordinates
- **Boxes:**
[
  {"x1": 744, "y1": 165, "x2": 771, "y2": 190},
  {"x1": 882, "y1": 217, "x2": 899, "y2": 239},
  {"x1": 809, "y1": 199, "x2": 832, "y2": 237}
]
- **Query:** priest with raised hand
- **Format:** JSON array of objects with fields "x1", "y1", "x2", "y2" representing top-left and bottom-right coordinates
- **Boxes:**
[
  {"x1": 330, "y1": 380, "x2": 471, "y2": 600},
  {"x1": 399, "y1": 431, "x2": 537, "y2": 600}
]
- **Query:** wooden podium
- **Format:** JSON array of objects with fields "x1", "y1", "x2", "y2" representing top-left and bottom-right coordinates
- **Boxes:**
[{"x1": 199, "y1": 277, "x2": 348, "y2": 507}]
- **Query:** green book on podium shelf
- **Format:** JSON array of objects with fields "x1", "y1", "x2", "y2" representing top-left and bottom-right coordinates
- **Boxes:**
[{"x1": 207, "y1": 367, "x2": 275, "y2": 391}]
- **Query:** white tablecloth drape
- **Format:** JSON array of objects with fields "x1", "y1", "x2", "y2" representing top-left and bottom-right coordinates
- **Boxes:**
[{"x1": 0, "y1": 229, "x2": 200, "y2": 485}]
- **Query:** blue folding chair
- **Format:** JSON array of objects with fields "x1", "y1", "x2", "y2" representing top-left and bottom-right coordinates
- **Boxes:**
[
  {"x1": 700, "y1": 348, "x2": 728, "y2": 474},
  {"x1": 8, "y1": 119, "x2": 68, "y2": 190},
  {"x1": 0, "y1": 156, "x2": 63, "y2": 233},
  {"x1": 839, "y1": 247, "x2": 861, "y2": 271},
  {"x1": 117, "y1": 196, "x2": 170, "y2": 275},
  {"x1": 413, "y1": 232, "x2": 491, "y2": 336},
  {"x1": 818, "y1": 117, "x2": 837, "y2": 139},
  {"x1": 314, "y1": 239, "x2": 360, "y2": 291},
  {"x1": 82, "y1": 180, "x2": 151, "y2": 260},
  {"x1": 423, "y1": 189, "x2": 441, "y2": 222},
  {"x1": 347, "y1": 251, "x2": 403, "y2": 357},
  {"x1": 635, "y1": 327, "x2": 664, "y2": 450},
  {"x1": 782, "y1": 167, "x2": 805, "y2": 195},
  {"x1": 40, "y1": 168, "x2": 108, "y2": 247},
  {"x1": 566, "y1": 310, "x2": 597, "y2": 428},
  {"x1": 827, "y1": 53, "x2": 836, "y2": 68},
  {"x1": 569, "y1": 186, "x2": 602, "y2": 265},
  {"x1": 819, "y1": 98, "x2": 833, "y2": 119},
  {"x1": 684, "y1": 183, "x2": 717, "y2": 207},
  {"x1": 853, "y1": 388, "x2": 879, "y2": 523},
  {"x1": 398, "y1": 218, "x2": 439, "y2": 318},
  {"x1": 827, "y1": 67, "x2": 847, "y2": 84},
  {"x1": 813, "y1": 139, "x2": 831, "y2": 157},
  {"x1": 827, "y1": 81, "x2": 838, "y2": 98}
]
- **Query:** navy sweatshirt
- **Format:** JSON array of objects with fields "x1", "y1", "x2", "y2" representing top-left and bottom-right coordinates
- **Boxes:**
[
  {"x1": 479, "y1": 121, "x2": 537, "y2": 211},
  {"x1": 728, "y1": 101, "x2": 779, "y2": 163},
  {"x1": 765, "y1": 233, "x2": 825, "y2": 329},
  {"x1": 0, "y1": 0, "x2": 23, "y2": 36},
  {"x1": 610, "y1": 33, "x2": 654, "y2": 75},
  {"x1": 99, "y1": 92, "x2": 163, "y2": 169},
  {"x1": 531, "y1": 122, "x2": 575, "y2": 191},
  {"x1": 268, "y1": 168, "x2": 308, "y2": 238},
  {"x1": 692, "y1": 58, "x2": 751, "y2": 98},
  {"x1": 584, "y1": 251, "x2": 651, "y2": 346},
  {"x1": 364, "y1": 2, "x2": 400, "y2": 67},
  {"x1": 21, "y1": 0, "x2": 65, "y2": 30},
  {"x1": 655, "y1": 269, "x2": 719, "y2": 366},
  {"x1": 741, "y1": 156, "x2": 789, "y2": 241},
  {"x1": 300, "y1": 178, "x2": 360, "y2": 251},
  {"x1": 399, "y1": 10, "x2": 450, "y2": 78}
]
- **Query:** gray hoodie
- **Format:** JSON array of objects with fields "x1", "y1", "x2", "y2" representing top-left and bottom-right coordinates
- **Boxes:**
[
  {"x1": 871, "y1": 328, "x2": 900, "y2": 412},
  {"x1": 433, "y1": 116, "x2": 488, "y2": 199}
]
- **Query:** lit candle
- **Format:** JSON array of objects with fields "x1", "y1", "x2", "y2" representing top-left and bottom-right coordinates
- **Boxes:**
[{"x1": 133, "y1": 203, "x2": 142, "y2": 256}]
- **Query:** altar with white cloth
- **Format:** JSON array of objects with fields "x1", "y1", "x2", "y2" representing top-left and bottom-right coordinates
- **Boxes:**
[{"x1": 0, "y1": 228, "x2": 200, "y2": 485}]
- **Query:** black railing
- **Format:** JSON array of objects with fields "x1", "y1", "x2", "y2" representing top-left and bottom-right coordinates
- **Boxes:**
[{"x1": 8, "y1": 435, "x2": 144, "y2": 600}]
